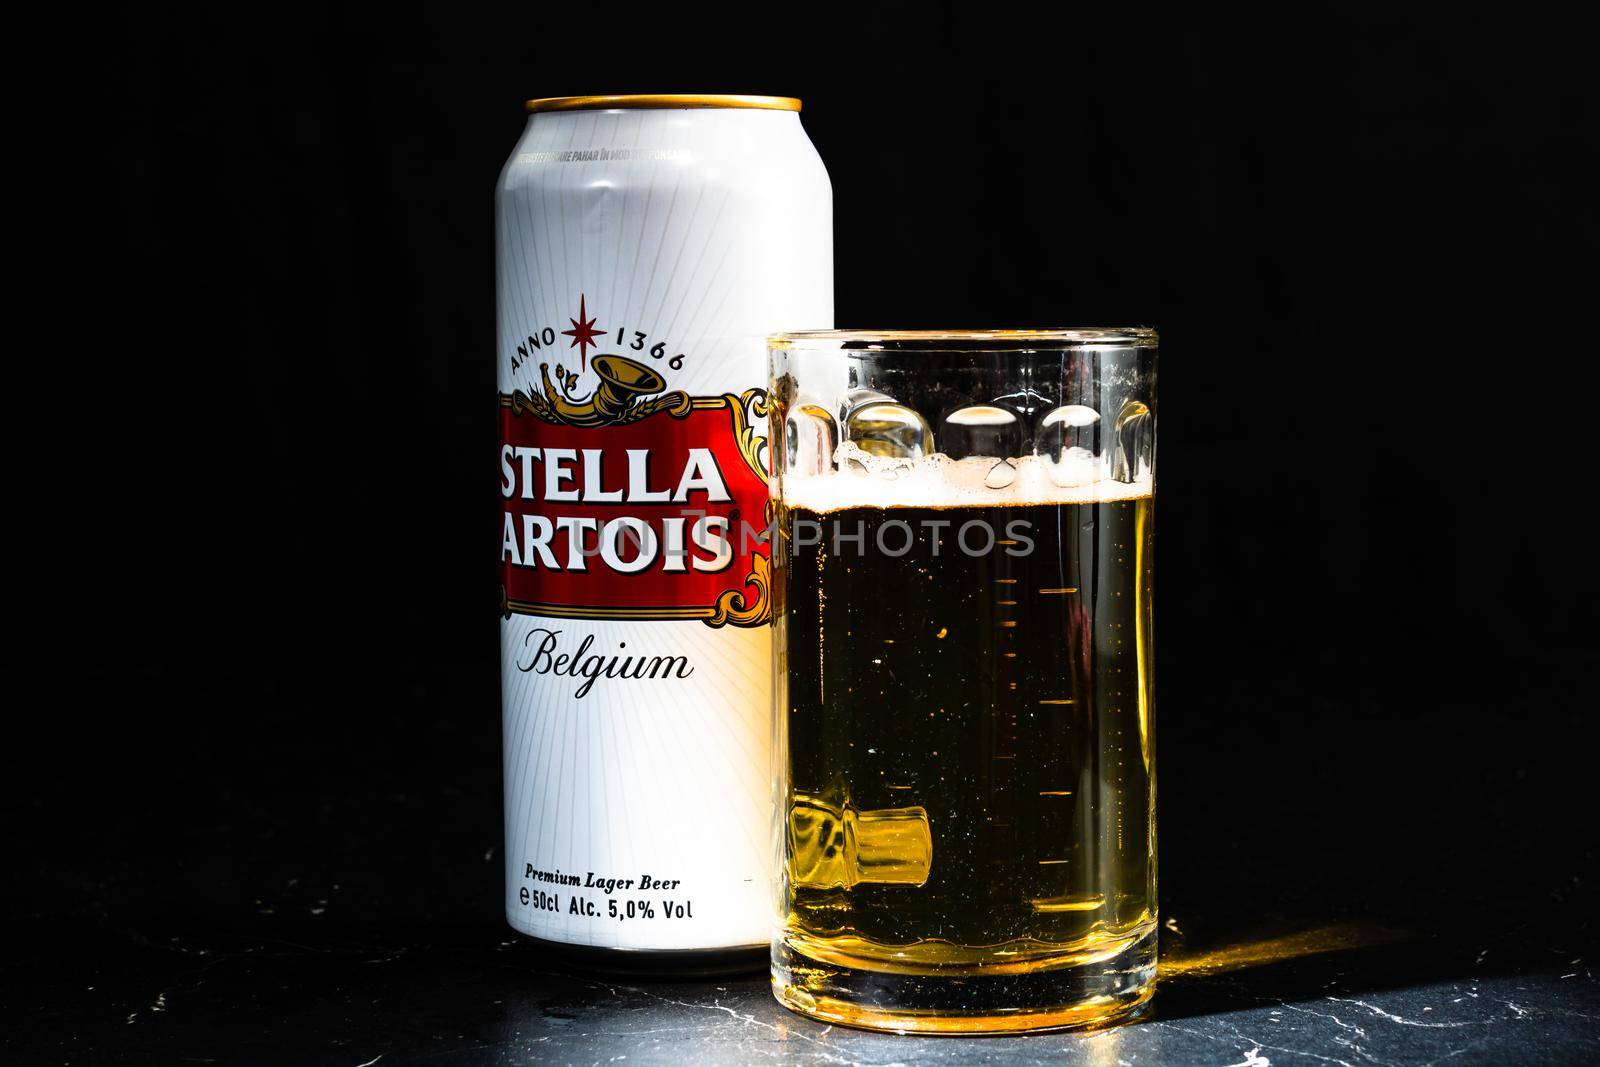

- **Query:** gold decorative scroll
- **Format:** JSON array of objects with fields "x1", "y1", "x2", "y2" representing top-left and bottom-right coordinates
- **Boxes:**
[
  {"x1": 705, "y1": 552, "x2": 772, "y2": 628},
  {"x1": 722, "y1": 388, "x2": 771, "y2": 483}
]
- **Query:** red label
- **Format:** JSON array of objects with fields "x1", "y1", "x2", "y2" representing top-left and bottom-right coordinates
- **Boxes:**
[{"x1": 498, "y1": 356, "x2": 770, "y2": 628}]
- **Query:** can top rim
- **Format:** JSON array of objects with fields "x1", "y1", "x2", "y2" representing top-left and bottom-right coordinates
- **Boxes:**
[
  {"x1": 769, "y1": 328, "x2": 1158, "y2": 348},
  {"x1": 526, "y1": 94, "x2": 802, "y2": 114}
]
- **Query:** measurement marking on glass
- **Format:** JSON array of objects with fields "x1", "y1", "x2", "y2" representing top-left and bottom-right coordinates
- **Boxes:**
[
  {"x1": 1039, "y1": 587, "x2": 1078, "y2": 595},
  {"x1": 1030, "y1": 894, "x2": 1107, "y2": 912},
  {"x1": 1039, "y1": 698, "x2": 1075, "y2": 705},
  {"x1": 1038, "y1": 790, "x2": 1074, "y2": 796}
]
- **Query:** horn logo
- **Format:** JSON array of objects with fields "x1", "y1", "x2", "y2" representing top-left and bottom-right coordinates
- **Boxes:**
[{"x1": 509, "y1": 355, "x2": 693, "y2": 427}]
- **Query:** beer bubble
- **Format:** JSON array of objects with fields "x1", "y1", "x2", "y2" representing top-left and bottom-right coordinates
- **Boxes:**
[
  {"x1": 846, "y1": 401, "x2": 935, "y2": 460},
  {"x1": 1037, "y1": 405, "x2": 1103, "y2": 487},
  {"x1": 786, "y1": 403, "x2": 839, "y2": 477},
  {"x1": 940, "y1": 405, "x2": 1023, "y2": 460}
]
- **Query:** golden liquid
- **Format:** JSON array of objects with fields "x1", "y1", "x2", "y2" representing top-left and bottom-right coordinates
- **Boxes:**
[{"x1": 776, "y1": 497, "x2": 1156, "y2": 978}]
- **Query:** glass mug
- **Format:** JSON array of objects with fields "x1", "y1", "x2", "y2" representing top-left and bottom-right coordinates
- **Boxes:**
[{"x1": 768, "y1": 330, "x2": 1158, "y2": 1033}]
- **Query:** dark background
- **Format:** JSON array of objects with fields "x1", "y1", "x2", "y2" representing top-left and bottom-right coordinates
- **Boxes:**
[{"x1": 22, "y1": 1, "x2": 1598, "y2": 1060}]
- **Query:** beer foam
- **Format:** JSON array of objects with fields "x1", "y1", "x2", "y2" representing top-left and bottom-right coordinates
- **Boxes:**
[{"x1": 782, "y1": 443, "x2": 1153, "y2": 513}]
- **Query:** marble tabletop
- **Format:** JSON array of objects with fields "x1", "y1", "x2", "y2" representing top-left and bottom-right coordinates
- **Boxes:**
[{"x1": 9, "y1": 678, "x2": 1596, "y2": 1065}]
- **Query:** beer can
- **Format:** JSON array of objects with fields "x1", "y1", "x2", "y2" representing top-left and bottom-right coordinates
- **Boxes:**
[{"x1": 496, "y1": 94, "x2": 832, "y2": 968}]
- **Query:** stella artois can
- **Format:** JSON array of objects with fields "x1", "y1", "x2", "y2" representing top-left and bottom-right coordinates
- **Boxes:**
[{"x1": 497, "y1": 94, "x2": 831, "y2": 968}]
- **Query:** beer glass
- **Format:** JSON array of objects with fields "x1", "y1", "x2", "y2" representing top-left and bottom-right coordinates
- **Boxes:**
[{"x1": 768, "y1": 330, "x2": 1158, "y2": 1033}]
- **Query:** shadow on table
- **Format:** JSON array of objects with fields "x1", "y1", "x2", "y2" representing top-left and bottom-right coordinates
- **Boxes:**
[
  {"x1": 1150, "y1": 919, "x2": 1452, "y2": 1023},
  {"x1": 1141, "y1": 662, "x2": 1599, "y2": 1024}
]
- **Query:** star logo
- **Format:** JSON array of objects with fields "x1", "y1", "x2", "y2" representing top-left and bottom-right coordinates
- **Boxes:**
[{"x1": 560, "y1": 295, "x2": 605, "y2": 371}]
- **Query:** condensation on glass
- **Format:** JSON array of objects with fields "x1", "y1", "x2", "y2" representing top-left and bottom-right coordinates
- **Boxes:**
[{"x1": 768, "y1": 329, "x2": 1158, "y2": 1033}]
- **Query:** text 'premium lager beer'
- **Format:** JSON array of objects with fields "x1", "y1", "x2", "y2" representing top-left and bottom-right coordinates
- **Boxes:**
[
  {"x1": 497, "y1": 95, "x2": 831, "y2": 971},
  {"x1": 769, "y1": 331, "x2": 1158, "y2": 1031}
]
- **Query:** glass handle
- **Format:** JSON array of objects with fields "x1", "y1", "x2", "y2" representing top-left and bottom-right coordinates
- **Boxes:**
[{"x1": 787, "y1": 794, "x2": 932, "y2": 889}]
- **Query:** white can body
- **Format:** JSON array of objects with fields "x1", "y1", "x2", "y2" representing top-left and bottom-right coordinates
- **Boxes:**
[{"x1": 497, "y1": 102, "x2": 831, "y2": 952}]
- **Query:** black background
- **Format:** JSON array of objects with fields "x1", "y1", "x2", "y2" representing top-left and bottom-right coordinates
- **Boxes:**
[{"x1": 23, "y1": 1, "x2": 1599, "y2": 1058}]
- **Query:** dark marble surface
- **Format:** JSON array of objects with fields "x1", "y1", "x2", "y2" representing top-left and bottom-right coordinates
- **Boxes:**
[
  {"x1": 397, "y1": 962, "x2": 1594, "y2": 1066},
  {"x1": 8, "y1": 677, "x2": 1597, "y2": 1065},
  {"x1": 12, "y1": 899, "x2": 1596, "y2": 1066}
]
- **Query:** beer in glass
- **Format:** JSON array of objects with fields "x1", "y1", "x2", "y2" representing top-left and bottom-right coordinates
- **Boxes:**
[{"x1": 768, "y1": 330, "x2": 1158, "y2": 1031}]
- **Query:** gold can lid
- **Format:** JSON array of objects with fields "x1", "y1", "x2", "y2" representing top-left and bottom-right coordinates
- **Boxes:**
[{"x1": 525, "y1": 93, "x2": 801, "y2": 114}]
